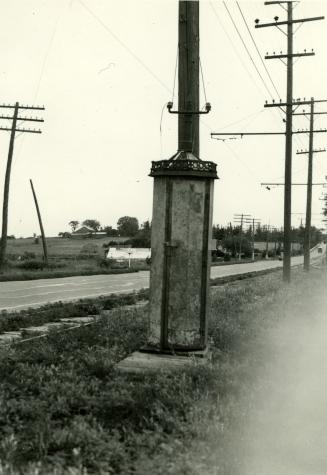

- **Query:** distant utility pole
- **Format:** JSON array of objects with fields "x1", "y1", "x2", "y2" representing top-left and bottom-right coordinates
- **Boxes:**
[
  {"x1": 234, "y1": 213, "x2": 251, "y2": 261},
  {"x1": 0, "y1": 102, "x2": 44, "y2": 269},
  {"x1": 295, "y1": 99, "x2": 327, "y2": 271},
  {"x1": 30, "y1": 179, "x2": 48, "y2": 267},
  {"x1": 229, "y1": 222, "x2": 237, "y2": 257},
  {"x1": 212, "y1": 2, "x2": 324, "y2": 283},
  {"x1": 251, "y1": 218, "x2": 261, "y2": 261},
  {"x1": 264, "y1": 224, "x2": 271, "y2": 259}
]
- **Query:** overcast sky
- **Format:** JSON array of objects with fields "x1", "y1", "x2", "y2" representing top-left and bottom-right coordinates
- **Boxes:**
[{"x1": 0, "y1": 0, "x2": 326, "y2": 237}]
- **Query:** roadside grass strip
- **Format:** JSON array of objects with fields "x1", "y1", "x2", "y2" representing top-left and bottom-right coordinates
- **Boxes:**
[{"x1": 0, "y1": 268, "x2": 325, "y2": 474}]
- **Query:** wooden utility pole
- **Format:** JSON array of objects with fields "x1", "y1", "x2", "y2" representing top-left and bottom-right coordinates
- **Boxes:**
[
  {"x1": 234, "y1": 213, "x2": 251, "y2": 261},
  {"x1": 303, "y1": 99, "x2": 314, "y2": 271},
  {"x1": 265, "y1": 224, "x2": 270, "y2": 259},
  {"x1": 0, "y1": 103, "x2": 19, "y2": 268},
  {"x1": 295, "y1": 100, "x2": 327, "y2": 271},
  {"x1": 178, "y1": 0, "x2": 199, "y2": 156},
  {"x1": 251, "y1": 218, "x2": 261, "y2": 261},
  {"x1": 30, "y1": 179, "x2": 48, "y2": 266},
  {"x1": 0, "y1": 102, "x2": 44, "y2": 268},
  {"x1": 229, "y1": 222, "x2": 237, "y2": 258},
  {"x1": 283, "y1": 0, "x2": 294, "y2": 281}
]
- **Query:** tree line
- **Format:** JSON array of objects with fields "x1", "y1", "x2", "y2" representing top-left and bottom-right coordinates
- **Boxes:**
[
  {"x1": 213, "y1": 223, "x2": 324, "y2": 258},
  {"x1": 63, "y1": 217, "x2": 151, "y2": 248},
  {"x1": 60, "y1": 218, "x2": 324, "y2": 252}
]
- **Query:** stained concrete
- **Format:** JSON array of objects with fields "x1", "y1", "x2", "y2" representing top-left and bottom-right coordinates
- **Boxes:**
[
  {"x1": 116, "y1": 350, "x2": 211, "y2": 373},
  {"x1": 148, "y1": 177, "x2": 214, "y2": 351}
]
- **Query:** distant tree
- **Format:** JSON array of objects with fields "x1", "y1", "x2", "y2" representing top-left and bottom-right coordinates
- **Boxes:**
[
  {"x1": 117, "y1": 216, "x2": 139, "y2": 237},
  {"x1": 59, "y1": 232, "x2": 71, "y2": 238},
  {"x1": 224, "y1": 235, "x2": 252, "y2": 258},
  {"x1": 82, "y1": 219, "x2": 101, "y2": 231},
  {"x1": 212, "y1": 224, "x2": 226, "y2": 241},
  {"x1": 69, "y1": 220, "x2": 79, "y2": 232},
  {"x1": 103, "y1": 225, "x2": 118, "y2": 237},
  {"x1": 323, "y1": 195, "x2": 327, "y2": 218},
  {"x1": 127, "y1": 220, "x2": 151, "y2": 247}
]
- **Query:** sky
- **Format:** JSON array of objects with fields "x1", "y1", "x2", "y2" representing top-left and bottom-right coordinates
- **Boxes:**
[{"x1": 0, "y1": 0, "x2": 326, "y2": 237}]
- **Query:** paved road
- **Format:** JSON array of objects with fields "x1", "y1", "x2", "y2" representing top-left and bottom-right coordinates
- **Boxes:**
[
  {"x1": 1, "y1": 250, "x2": 320, "y2": 312},
  {"x1": 0, "y1": 272, "x2": 150, "y2": 312}
]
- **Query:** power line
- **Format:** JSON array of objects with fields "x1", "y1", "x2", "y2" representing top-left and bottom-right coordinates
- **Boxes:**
[
  {"x1": 235, "y1": 1, "x2": 281, "y2": 100},
  {"x1": 217, "y1": 1, "x2": 306, "y2": 151},
  {"x1": 209, "y1": 1, "x2": 267, "y2": 99},
  {"x1": 222, "y1": 140, "x2": 261, "y2": 182},
  {"x1": 222, "y1": 1, "x2": 274, "y2": 101},
  {"x1": 77, "y1": 0, "x2": 172, "y2": 94},
  {"x1": 217, "y1": 109, "x2": 264, "y2": 130},
  {"x1": 239, "y1": 3, "x2": 310, "y2": 154}
]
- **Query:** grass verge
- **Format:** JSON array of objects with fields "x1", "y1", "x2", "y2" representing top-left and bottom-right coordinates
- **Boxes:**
[
  {"x1": 0, "y1": 264, "x2": 141, "y2": 282},
  {"x1": 0, "y1": 267, "x2": 325, "y2": 474},
  {"x1": 0, "y1": 289, "x2": 149, "y2": 334}
]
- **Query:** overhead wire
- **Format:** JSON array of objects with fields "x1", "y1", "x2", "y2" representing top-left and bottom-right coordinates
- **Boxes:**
[
  {"x1": 208, "y1": 1, "x2": 268, "y2": 100},
  {"x1": 224, "y1": 2, "x2": 311, "y2": 166},
  {"x1": 77, "y1": 0, "x2": 172, "y2": 95},
  {"x1": 15, "y1": 4, "x2": 64, "y2": 161},
  {"x1": 214, "y1": 108, "x2": 265, "y2": 131},
  {"x1": 210, "y1": 0, "x2": 324, "y2": 207},
  {"x1": 209, "y1": 2, "x2": 284, "y2": 179},
  {"x1": 222, "y1": 1, "x2": 275, "y2": 101},
  {"x1": 171, "y1": 47, "x2": 178, "y2": 104},
  {"x1": 207, "y1": 1, "x2": 276, "y2": 178},
  {"x1": 159, "y1": 102, "x2": 168, "y2": 159},
  {"x1": 199, "y1": 58, "x2": 208, "y2": 104},
  {"x1": 235, "y1": 1, "x2": 281, "y2": 100}
]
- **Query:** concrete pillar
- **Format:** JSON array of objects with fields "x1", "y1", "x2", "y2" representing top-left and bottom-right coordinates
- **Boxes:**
[{"x1": 146, "y1": 152, "x2": 217, "y2": 352}]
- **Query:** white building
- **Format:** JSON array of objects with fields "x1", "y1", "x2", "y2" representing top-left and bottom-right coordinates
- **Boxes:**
[{"x1": 106, "y1": 247, "x2": 151, "y2": 261}]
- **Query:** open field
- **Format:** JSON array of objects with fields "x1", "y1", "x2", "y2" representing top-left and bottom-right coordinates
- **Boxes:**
[
  {"x1": 0, "y1": 266, "x2": 326, "y2": 474},
  {"x1": 6, "y1": 237, "x2": 111, "y2": 258},
  {"x1": 0, "y1": 237, "x2": 149, "y2": 281}
]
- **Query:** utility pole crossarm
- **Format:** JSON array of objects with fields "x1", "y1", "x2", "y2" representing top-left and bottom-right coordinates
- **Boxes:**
[
  {"x1": 255, "y1": 16, "x2": 324, "y2": 28},
  {"x1": 296, "y1": 149, "x2": 326, "y2": 155},
  {"x1": 0, "y1": 104, "x2": 45, "y2": 111},
  {"x1": 0, "y1": 116, "x2": 44, "y2": 122},
  {"x1": 293, "y1": 112, "x2": 327, "y2": 116},
  {"x1": 211, "y1": 132, "x2": 285, "y2": 136},
  {"x1": 0, "y1": 127, "x2": 42, "y2": 134},
  {"x1": 211, "y1": 130, "x2": 327, "y2": 137},
  {"x1": 265, "y1": 52, "x2": 314, "y2": 59},
  {"x1": 265, "y1": 99, "x2": 327, "y2": 107},
  {"x1": 261, "y1": 182, "x2": 326, "y2": 186},
  {"x1": 265, "y1": 1, "x2": 300, "y2": 4},
  {"x1": 294, "y1": 130, "x2": 327, "y2": 134}
]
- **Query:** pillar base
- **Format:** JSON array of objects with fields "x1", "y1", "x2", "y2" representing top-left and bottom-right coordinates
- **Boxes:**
[{"x1": 116, "y1": 347, "x2": 211, "y2": 373}]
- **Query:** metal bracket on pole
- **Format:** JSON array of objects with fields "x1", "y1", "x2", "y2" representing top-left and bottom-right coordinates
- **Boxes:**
[{"x1": 167, "y1": 101, "x2": 211, "y2": 115}]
